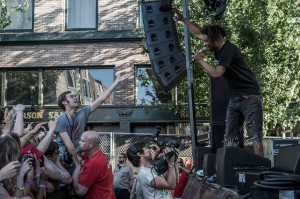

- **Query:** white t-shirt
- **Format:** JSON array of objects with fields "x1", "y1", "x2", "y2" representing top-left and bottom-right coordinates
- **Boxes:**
[{"x1": 136, "y1": 167, "x2": 172, "y2": 199}]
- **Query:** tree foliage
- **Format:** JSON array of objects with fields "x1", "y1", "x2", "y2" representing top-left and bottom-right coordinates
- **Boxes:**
[
  {"x1": 0, "y1": 0, "x2": 30, "y2": 29},
  {"x1": 140, "y1": 0, "x2": 300, "y2": 135}
]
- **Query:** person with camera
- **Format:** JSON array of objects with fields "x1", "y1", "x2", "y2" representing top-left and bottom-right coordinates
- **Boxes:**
[
  {"x1": 174, "y1": 8, "x2": 264, "y2": 156},
  {"x1": 55, "y1": 72, "x2": 132, "y2": 169},
  {"x1": 126, "y1": 142, "x2": 178, "y2": 199}
]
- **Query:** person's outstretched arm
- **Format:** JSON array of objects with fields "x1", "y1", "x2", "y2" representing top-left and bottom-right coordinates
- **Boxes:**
[
  {"x1": 90, "y1": 72, "x2": 132, "y2": 113},
  {"x1": 173, "y1": 8, "x2": 206, "y2": 41}
]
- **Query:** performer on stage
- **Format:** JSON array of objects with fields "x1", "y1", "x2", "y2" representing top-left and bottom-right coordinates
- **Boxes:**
[{"x1": 174, "y1": 9, "x2": 264, "y2": 156}]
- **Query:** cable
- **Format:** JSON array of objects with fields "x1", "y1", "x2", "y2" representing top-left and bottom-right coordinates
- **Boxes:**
[{"x1": 254, "y1": 171, "x2": 300, "y2": 190}]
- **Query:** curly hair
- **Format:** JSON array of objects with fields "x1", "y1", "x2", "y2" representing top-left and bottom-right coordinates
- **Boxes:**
[
  {"x1": 126, "y1": 142, "x2": 145, "y2": 167},
  {"x1": 201, "y1": 24, "x2": 226, "y2": 43}
]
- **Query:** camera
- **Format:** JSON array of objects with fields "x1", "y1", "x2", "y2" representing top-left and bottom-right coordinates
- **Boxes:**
[
  {"x1": 149, "y1": 126, "x2": 180, "y2": 175},
  {"x1": 20, "y1": 152, "x2": 35, "y2": 166}
]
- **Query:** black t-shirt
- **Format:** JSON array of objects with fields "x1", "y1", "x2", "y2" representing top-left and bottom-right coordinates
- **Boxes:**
[{"x1": 216, "y1": 41, "x2": 261, "y2": 97}]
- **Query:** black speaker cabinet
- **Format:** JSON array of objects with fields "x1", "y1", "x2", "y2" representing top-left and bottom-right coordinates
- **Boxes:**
[
  {"x1": 141, "y1": 0, "x2": 186, "y2": 91},
  {"x1": 203, "y1": 153, "x2": 216, "y2": 177},
  {"x1": 193, "y1": 147, "x2": 213, "y2": 171},
  {"x1": 216, "y1": 147, "x2": 271, "y2": 186},
  {"x1": 274, "y1": 144, "x2": 300, "y2": 175}
]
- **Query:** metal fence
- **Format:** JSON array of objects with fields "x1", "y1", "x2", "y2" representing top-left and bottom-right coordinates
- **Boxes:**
[{"x1": 97, "y1": 132, "x2": 300, "y2": 171}]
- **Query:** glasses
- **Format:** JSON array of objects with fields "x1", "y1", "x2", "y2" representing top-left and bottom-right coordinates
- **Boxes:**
[{"x1": 118, "y1": 156, "x2": 124, "y2": 159}]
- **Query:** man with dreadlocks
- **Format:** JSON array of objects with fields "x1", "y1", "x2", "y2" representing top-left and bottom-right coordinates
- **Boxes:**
[{"x1": 174, "y1": 9, "x2": 264, "y2": 156}]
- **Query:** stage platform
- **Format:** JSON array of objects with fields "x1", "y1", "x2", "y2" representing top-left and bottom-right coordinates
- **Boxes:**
[{"x1": 181, "y1": 174, "x2": 300, "y2": 199}]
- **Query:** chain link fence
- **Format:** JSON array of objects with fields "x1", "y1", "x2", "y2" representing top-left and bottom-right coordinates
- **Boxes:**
[{"x1": 97, "y1": 132, "x2": 300, "y2": 172}]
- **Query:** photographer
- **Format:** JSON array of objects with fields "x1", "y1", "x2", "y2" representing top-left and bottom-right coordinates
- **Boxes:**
[{"x1": 126, "y1": 142, "x2": 178, "y2": 199}]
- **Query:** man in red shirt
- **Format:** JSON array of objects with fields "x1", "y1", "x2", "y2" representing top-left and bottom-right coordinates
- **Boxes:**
[
  {"x1": 173, "y1": 158, "x2": 190, "y2": 199},
  {"x1": 72, "y1": 131, "x2": 115, "y2": 199}
]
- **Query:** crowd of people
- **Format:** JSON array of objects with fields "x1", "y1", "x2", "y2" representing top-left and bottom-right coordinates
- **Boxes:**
[
  {"x1": 0, "y1": 71, "x2": 191, "y2": 199},
  {"x1": 0, "y1": 105, "x2": 191, "y2": 199}
]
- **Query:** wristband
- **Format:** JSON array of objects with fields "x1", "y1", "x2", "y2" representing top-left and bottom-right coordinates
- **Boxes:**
[
  {"x1": 25, "y1": 179, "x2": 34, "y2": 185},
  {"x1": 14, "y1": 185, "x2": 25, "y2": 191},
  {"x1": 168, "y1": 165, "x2": 175, "y2": 168},
  {"x1": 38, "y1": 184, "x2": 46, "y2": 189},
  {"x1": 35, "y1": 173, "x2": 41, "y2": 178}
]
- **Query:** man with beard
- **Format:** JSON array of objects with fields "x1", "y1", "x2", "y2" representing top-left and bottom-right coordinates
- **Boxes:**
[
  {"x1": 72, "y1": 131, "x2": 115, "y2": 199},
  {"x1": 55, "y1": 72, "x2": 132, "y2": 168},
  {"x1": 113, "y1": 153, "x2": 134, "y2": 199},
  {"x1": 126, "y1": 142, "x2": 178, "y2": 199}
]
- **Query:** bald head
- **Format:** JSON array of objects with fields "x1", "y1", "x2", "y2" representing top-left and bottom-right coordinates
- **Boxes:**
[{"x1": 83, "y1": 131, "x2": 100, "y2": 145}]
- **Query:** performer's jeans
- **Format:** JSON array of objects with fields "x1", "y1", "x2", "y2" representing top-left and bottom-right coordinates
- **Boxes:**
[{"x1": 224, "y1": 95, "x2": 263, "y2": 145}]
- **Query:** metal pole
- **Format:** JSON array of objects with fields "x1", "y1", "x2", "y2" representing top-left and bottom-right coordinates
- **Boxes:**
[{"x1": 182, "y1": 0, "x2": 198, "y2": 155}]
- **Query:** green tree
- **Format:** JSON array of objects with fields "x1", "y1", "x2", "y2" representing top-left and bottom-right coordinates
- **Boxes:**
[
  {"x1": 140, "y1": 0, "x2": 300, "y2": 135},
  {"x1": 0, "y1": 0, "x2": 30, "y2": 29}
]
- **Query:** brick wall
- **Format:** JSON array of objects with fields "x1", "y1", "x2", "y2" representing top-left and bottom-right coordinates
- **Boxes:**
[
  {"x1": 0, "y1": 0, "x2": 147, "y2": 107},
  {"x1": 98, "y1": 0, "x2": 137, "y2": 31},
  {"x1": 34, "y1": 0, "x2": 64, "y2": 32},
  {"x1": 0, "y1": 41, "x2": 149, "y2": 106},
  {"x1": 33, "y1": 0, "x2": 138, "y2": 32}
]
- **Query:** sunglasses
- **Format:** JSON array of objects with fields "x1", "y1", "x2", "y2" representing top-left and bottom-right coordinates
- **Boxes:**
[{"x1": 146, "y1": 143, "x2": 158, "y2": 150}]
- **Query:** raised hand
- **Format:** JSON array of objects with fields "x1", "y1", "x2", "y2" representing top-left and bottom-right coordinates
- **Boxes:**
[
  {"x1": 13, "y1": 104, "x2": 26, "y2": 112},
  {"x1": 19, "y1": 158, "x2": 33, "y2": 177},
  {"x1": 173, "y1": 8, "x2": 184, "y2": 21},
  {"x1": 2, "y1": 108, "x2": 16, "y2": 134},
  {"x1": 48, "y1": 120, "x2": 57, "y2": 133},
  {"x1": 30, "y1": 122, "x2": 47, "y2": 135},
  {"x1": 0, "y1": 161, "x2": 21, "y2": 180},
  {"x1": 24, "y1": 122, "x2": 33, "y2": 134},
  {"x1": 115, "y1": 72, "x2": 133, "y2": 83}
]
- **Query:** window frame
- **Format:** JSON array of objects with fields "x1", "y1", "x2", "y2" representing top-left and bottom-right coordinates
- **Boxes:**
[
  {"x1": 135, "y1": 65, "x2": 173, "y2": 106},
  {"x1": 1, "y1": 0, "x2": 34, "y2": 32},
  {"x1": 0, "y1": 66, "x2": 115, "y2": 107},
  {"x1": 64, "y1": 0, "x2": 98, "y2": 31}
]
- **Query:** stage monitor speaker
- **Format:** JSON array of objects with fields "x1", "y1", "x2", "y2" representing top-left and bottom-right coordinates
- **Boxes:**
[
  {"x1": 193, "y1": 147, "x2": 213, "y2": 171},
  {"x1": 203, "y1": 154, "x2": 216, "y2": 177},
  {"x1": 270, "y1": 139, "x2": 299, "y2": 167},
  {"x1": 141, "y1": 0, "x2": 186, "y2": 91},
  {"x1": 273, "y1": 144, "x2": 300, "y2": 175},
  {"x1": 216, "y1": 147, "x2": 271, "y2": 186}
]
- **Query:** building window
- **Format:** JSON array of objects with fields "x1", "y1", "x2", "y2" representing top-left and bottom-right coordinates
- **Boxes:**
[
  {"x1": 43, "y1": 69, "x2": 65, "y2": 105},
  {"x1": 2, "y1": 0, "x2": 33, "y2": 31},
  {"x1": 88, "y1": 68, "x2": 114, "y2": 105},
  {"x1": 7, "y1": 70, "x2": 39, "y2": 105},
  {"x1": 0, "y1": 67, "x2": 114, "y2": 107},
  {"x1": 136, "y1": 66, "x2": 171, "y2": 105},
  {"x1": 65, "y1": 70, "x2": 75, "y2": 88},
  {"x1": 136, "y1": 2, "x2": 143, "y2": 28},
  {"x1": 65, "y1": 0, "x2": 97, "y2": 30}
]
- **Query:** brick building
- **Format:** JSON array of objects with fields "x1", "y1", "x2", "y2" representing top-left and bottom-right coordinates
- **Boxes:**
[{"x1": 0, "y1": 0, "x2": 209, "y2": 135}]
